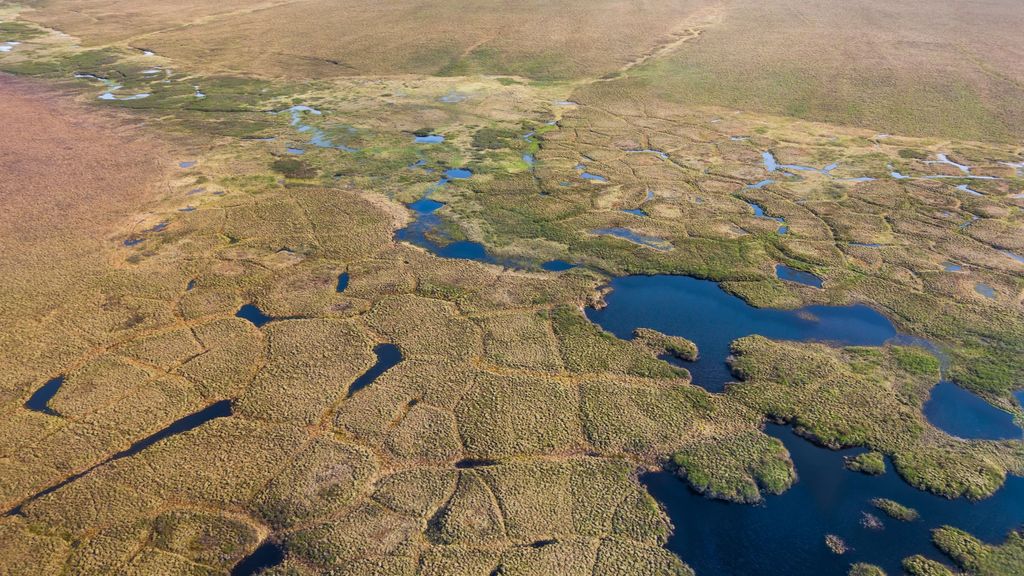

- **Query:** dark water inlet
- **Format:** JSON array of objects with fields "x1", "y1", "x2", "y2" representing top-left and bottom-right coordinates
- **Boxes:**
[
  {"x1": 586, "y1": 275, "x2": 902, "y2": 392},
  {"x1": 7, "y1": 401, "x2": 232, "y2": 516},
  {"x1": 644, "y1": 423, "x2": 1024, "y2": 576},
  {"x1": 923, "y1": 382, "x2": 1022, "y2": 440},
  {"x1": 347, "y1": 344, "x2": 403, "y2": 397},
  {"x1": 232, "y1": 540, "x2": 285, "y2": 576},
  {"x1": 775, "y1": 264, "x2": 823, "y2": 288},
  {"x1": 117, "y1": 400, "x2": 233, "y2": 459},
  {"x1": 395, "y1": 191, "x2": 497, "y2": 264},
  {"x1": 542, "y1": 260, "x2": 577, "y2": 272},
  {"x1": 454, "y1": 458, "x2": 499, "y2": 469}
]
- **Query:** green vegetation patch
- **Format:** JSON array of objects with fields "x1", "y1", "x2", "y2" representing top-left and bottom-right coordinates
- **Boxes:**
[
  {"x1": 849, "y1": 563, "x2": 887, "y2": 576},
  {"x1": 871, "y1": 498, "x2": 919, "y2": 522},
  {"x1": 933, "y1": 526, "x2": 1024, "y2": 576},
  {"x1": 271, "y1": 158, "x2": 317, "y2": 179},
  {"x1": 670, "y1": 429, "x2": 795, "y2": 503},
  {"x1": 845, "y1": 451, "x2": 887, "y2": 476},
  {"x1": 902, "y1": 555, "x2": 957, "y2": 576},
  {"x1": 727, "y1": 336, "x2": 1018, "y2": 499}
]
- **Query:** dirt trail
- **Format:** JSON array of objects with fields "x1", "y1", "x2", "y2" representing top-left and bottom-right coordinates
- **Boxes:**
[{"x1": 606, "y1": 3, "x2": 726, "y2": 80}]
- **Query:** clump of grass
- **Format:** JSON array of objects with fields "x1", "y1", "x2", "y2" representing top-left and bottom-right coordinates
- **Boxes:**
[
  {"x1": 0, "y1": 21, "x2": 45, "y2": 40},
  {"x1": 891, "y1": 347, "x2": 941, "y2": 377},
  {"x1": 861, "y1": 512, "x2": 884, "y2": 530},
  {"x1": 844, "y1": 451, "x2": 886, "y2": 475},
  {"x1": 872, "y1": 498, "x2": 919, "y2": 522},
  {"x1": 670, "y1": 429, "x2": 794, "y2": 503},
  {"x1": 826, "y1": 534, "x2": 849, "y2": 555},
  {"x1": 902, "y1": 555, "x2": 957, "y2": 576},
  {"x1": 270, "y1": 158, "x2": 316, "y2": 179},
  {"x1": 472, "y1": 126, "x2": 522, "y2": 150},
  {"x1": 151, "y1": 509, "x2": 260, "y2": 569},
  {"x1": 898, "y1": 148, "x2": 929, "y2": 160},
  {"x1": 849, "y1": 563, "x2": 887, "y2": 576},
  {"x1": 633, "y1": 328, "x2": 698, "y2": 362}
]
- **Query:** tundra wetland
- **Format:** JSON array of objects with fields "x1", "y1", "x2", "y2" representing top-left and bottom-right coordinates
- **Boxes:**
[{"x1": 1, "y1": 1, "x2": 1024, "y2": 575}]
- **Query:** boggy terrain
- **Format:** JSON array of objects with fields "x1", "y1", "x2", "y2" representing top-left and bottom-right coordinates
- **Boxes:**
[{"x1": 1, "y1": 3, "x2": 1024, "y2": 576}]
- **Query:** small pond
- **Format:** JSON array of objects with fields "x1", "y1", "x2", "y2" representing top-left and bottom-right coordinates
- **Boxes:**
[
  {"x1": 347, "y1": 344, "x2": 403, "y2": 397},
  {"x1": 24, "y1": 377, "x2": 64, "y2": 416},
  {"x1": 592, "y1": 228, "x2": 672, "y2": 251},
  {"x1": 232, "y1": 540, "x2": 285, "y2": 576},
  {"x1": 541, "y1": 260, "x2": 577, "y2": 272},
  {"x1": 775, "y1": 264, "x2": 823, "y2": 288},
  {"x1": 236, "y1": 304, "x2": 272, "y2": 328}
]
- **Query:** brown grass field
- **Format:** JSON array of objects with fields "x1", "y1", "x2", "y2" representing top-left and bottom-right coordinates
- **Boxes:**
[
  {"x1": 18, "y1": 0, "x2": 1024, "y2": 139},
  {"x1": 589, "y1": 0, "x2": 1024, "y2": 140},
  {"x1": 21, "y1": 0, "x2": 716, "y2": 80},
  {"x1": 0, "y1": 74, "x2": 171, "y2": 406}
]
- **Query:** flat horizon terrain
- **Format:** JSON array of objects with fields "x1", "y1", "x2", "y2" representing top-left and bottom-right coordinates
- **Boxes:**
[{"x1": 1, "y1": 1, "x2": 1024, "y2": 575}]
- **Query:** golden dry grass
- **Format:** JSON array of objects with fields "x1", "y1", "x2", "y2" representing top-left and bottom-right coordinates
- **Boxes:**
[
  {"x1": 22, "y1": 0, "x2": 715, "y2": 80},
  {"x1": 589, "y1": 0, "x2": 1024, "y2": 140},
  {"x1": 0, "y1": 74, "x2": 172, "y2": 405}
]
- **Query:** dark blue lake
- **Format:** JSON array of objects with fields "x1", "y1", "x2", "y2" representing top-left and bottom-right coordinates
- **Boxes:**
[
  {"x1": 645, "y1": 423, "x2": 1024, "y2": 576},
  {"x1": 396, "y1": 192, "x2": 499, "y2": 265},
  {"x1": 586, "y1": 275, "x2": 900, "y2": 392},
  {"x1": 923, "y1": 381, "x2": 1022, "y2": 440},
  {"x1": 395, "y1": 206, "x2": 493, "y2": 263}
]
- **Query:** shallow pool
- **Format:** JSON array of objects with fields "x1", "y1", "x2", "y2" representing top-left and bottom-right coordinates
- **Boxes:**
[
  {"x1": 923, "y1": 382, "x2": 1021, "y2": 440},
  {"x1": 587, "y1": 275, "x2": 904, "y2": 392}
]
